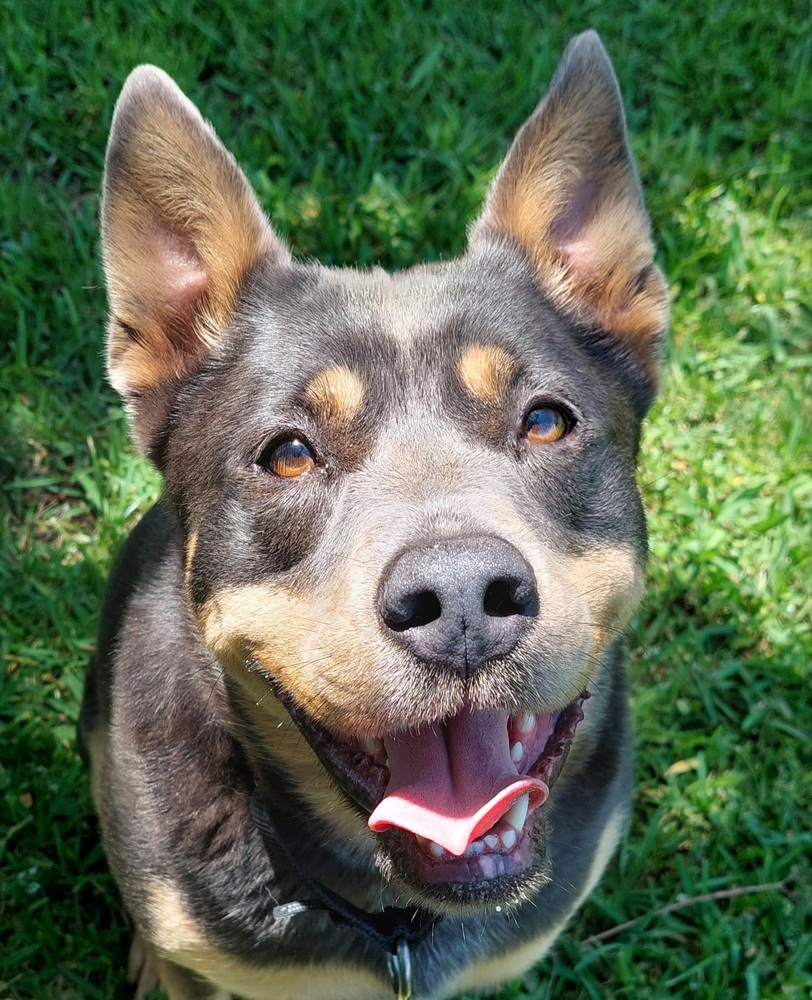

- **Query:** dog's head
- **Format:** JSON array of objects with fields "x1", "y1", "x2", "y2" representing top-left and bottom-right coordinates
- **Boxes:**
[{"x1": 101, "y1": 32, "x2": 667, "y2": 912}]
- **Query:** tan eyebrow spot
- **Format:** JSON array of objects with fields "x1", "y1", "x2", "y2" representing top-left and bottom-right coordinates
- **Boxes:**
[
  {"x1": 304, "y1": 365, "x2": 365, "y2": 423},
  {"x1": 459, "y1": 345, "x2": 515, "y2": 405}
]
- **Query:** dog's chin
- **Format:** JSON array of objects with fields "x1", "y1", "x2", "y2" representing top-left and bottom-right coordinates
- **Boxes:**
[
  {"x1": 375, "y1": 812, "x2": 553, "y2": 914},
  {"x1": 273, "y1": 684, "x2": 585, "y2": 912}
]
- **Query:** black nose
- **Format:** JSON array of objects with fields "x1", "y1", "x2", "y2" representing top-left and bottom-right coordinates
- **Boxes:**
[{"x1": 378, "y1": 536, "x2": 538, "y2": 676}]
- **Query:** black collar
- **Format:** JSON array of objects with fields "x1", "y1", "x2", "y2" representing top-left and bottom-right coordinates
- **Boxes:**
[{"x1": 250, "y1": 788, "x2": 440, "y2": 999}]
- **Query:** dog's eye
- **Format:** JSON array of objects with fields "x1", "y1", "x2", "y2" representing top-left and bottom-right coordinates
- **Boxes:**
[
  {"x1": 523, "y1": 406, "x2": 569, "y2": 444},
  {"x1": 261, "y1": 438, "x2": 316, "y2": 478}
]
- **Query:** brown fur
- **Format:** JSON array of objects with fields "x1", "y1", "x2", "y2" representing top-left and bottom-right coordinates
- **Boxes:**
[
  {"x1": 141, "y1": 882, "x2": 385, "y2": 1000},
  {"x1": 184, "y1": 529, "x2": 198, "y2": 588},
  {"x1": 458, "y1": 345, "x2": 516, "y2": 406},
  {"x1": 196, "y1": 525, "x2": 644, "y2": 739},
  {"x1": 304, "y1": 366, "x2": 366, "y2": 424},
  {"x1": 565, "y1": 545, "x2": 645, "y2": 659}
]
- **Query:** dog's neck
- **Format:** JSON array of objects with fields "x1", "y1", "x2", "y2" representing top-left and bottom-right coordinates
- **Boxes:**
[
  {"x1": 220, "y1": 670, "x2": 399, "y2": 911},
  {"x1": 250, "y1": 785, "x2": 439, "y2": 998}
]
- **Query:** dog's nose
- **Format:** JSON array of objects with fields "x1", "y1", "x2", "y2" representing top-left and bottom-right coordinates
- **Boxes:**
[{"x1": 378, "y1": 536, "x2": 538, "y2": 675}]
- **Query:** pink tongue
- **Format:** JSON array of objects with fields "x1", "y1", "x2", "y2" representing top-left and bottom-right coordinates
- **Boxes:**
[{"x1": 368, "y1": 706, "x2": 548, "y2": 857}]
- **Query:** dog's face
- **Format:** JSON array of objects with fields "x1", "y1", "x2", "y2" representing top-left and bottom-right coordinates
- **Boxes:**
[{"x1": 102, "y1": 33, "x2": 667, "y2": 911}]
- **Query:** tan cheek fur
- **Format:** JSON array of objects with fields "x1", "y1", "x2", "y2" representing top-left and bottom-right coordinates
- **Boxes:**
[
  {"x1": 196, "y1": 535, "x2": 642, "y2": 740},
  {"x1": 229, "y1": 665, "x2": 375, "y2": 846},
  {"x1": 197, "y1": 582, "x2": 420, "y2": 734},
  {"x1": 564, "y1": 544, "x2": 645, "y2": 659}
]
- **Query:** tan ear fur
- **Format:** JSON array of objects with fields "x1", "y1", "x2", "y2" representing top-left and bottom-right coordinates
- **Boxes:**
[
  {"x1": 470, "y1": 32, "x2": 668, "y2": 377},
  {"x1": 102, "y1": 66, "x2": 288, "y2": 398}
]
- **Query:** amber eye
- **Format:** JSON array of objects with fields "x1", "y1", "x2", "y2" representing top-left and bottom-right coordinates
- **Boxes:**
[
  {"x1": 262, "y1": 438, "x2": 316, "y2": 478},
  {"x1": 523, "y1": 406, "x2": 569, "y2": 444}
]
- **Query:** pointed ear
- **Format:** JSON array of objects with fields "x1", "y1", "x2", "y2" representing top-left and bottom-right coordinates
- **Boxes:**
[
  {"x1": 102, "y1": 66, "x2": 289, "y2": 448},
  {"x1": 469, "y1": 32, "x2": 668, "y2": 384}
]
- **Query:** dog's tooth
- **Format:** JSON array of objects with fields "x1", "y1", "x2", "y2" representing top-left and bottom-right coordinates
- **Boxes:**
[
  {"x1": 479, "y1": 855, "x2": 498, "y2": 879},
  {"x1": 428, "y1": 841, "x2": 445, "y2": 858},
  {"x1": 504, "y1": 793, "x2": 529, "y2": 832},
  {"x1": 518, "y1": 712, "x2": 536, "y2": 734},
  {"x1": 510, "y1": 741, "x2": 524, "y2": 763},
  {"x1": 501, "y1": 827, "x2": 517, "y2": 850},
  {"x1": 463, "y1": 840, "x2": 481, "y2": 857},
  {"x1": 362, "y1": 737, "x2": 383, "y2": 756},
  {"x1": 484, "y1": 833, "x2": 499, "y2": 849}
]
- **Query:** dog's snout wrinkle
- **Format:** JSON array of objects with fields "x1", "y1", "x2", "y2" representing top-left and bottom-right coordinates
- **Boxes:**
[{"x1": 378, "y1": 536, "x2": 538, "y2": 676}]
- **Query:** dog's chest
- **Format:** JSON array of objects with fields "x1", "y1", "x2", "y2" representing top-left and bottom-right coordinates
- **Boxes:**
[{"x1": 156, "y1": 937, "x2": 557, "y2": 1000}]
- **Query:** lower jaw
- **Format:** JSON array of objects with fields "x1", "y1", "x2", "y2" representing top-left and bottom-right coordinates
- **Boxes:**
[
  {"x1": 380, "y1": 819, "x2": 551, "y2": 909},
  {"x1": 405, "y1": 826, "x2": 536, "y2": 885}
]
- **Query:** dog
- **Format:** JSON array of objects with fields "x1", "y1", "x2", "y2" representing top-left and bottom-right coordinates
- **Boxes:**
[{"x1": 79, "y1": 30, "x2": 668, "y2": 1000}]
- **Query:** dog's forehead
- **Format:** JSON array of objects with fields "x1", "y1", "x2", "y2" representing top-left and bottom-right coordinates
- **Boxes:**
[{"x1": 235, "y1": 248, "x2": 577, "y2": 403}]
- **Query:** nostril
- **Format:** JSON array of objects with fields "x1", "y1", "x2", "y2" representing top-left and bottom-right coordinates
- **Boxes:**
[
  {"x1": 483, "y1": 577, "x2": 532, "y2": 618},
  {"x1": 384, "y1": 590, "x2": 443, "y2": 632}
]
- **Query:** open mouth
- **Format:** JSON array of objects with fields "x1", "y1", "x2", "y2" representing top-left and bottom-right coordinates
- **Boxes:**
[{"x1": 278, "y1": 689, "x2": 586, "y2": 899}]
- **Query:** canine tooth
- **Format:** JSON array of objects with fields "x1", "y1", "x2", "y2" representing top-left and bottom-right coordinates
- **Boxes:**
[
  {"x1": 510, "y1": 741, "x2": 524, "y2": 763},
  {"x1": 484, "y1": 834, "x2": 499, "y2": 849},
  {"x1": 501, "y1": 827, "x2": 517, "y2": 850},
  {"x1": 504, "y1": 793, "x2": 529, "y2": 832},
  {"x1": 518, "y1": 712, "x2": 536, "y2": 733},
  {"x1": 362, "y1": 737, "x2": 383, "y2": 756},
  {"x1": 429, "y1": 841, "x2": 445, "y2": 858}
]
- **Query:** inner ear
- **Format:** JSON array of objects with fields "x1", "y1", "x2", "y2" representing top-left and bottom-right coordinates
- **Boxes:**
[
  {"x1": 153, "y1": 226, "x2": 209, "y2": 317},
  {"x1": 549, "y1": 175, "x2": 603, "y2": 253},
  {"x1": 120, "y1": 213, "x2": 211, "y2": 358}
]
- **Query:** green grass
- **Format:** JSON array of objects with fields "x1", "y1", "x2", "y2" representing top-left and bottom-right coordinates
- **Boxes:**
[{"x1": 1, "y1": 0, "x2": 810, "y2": 996}]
